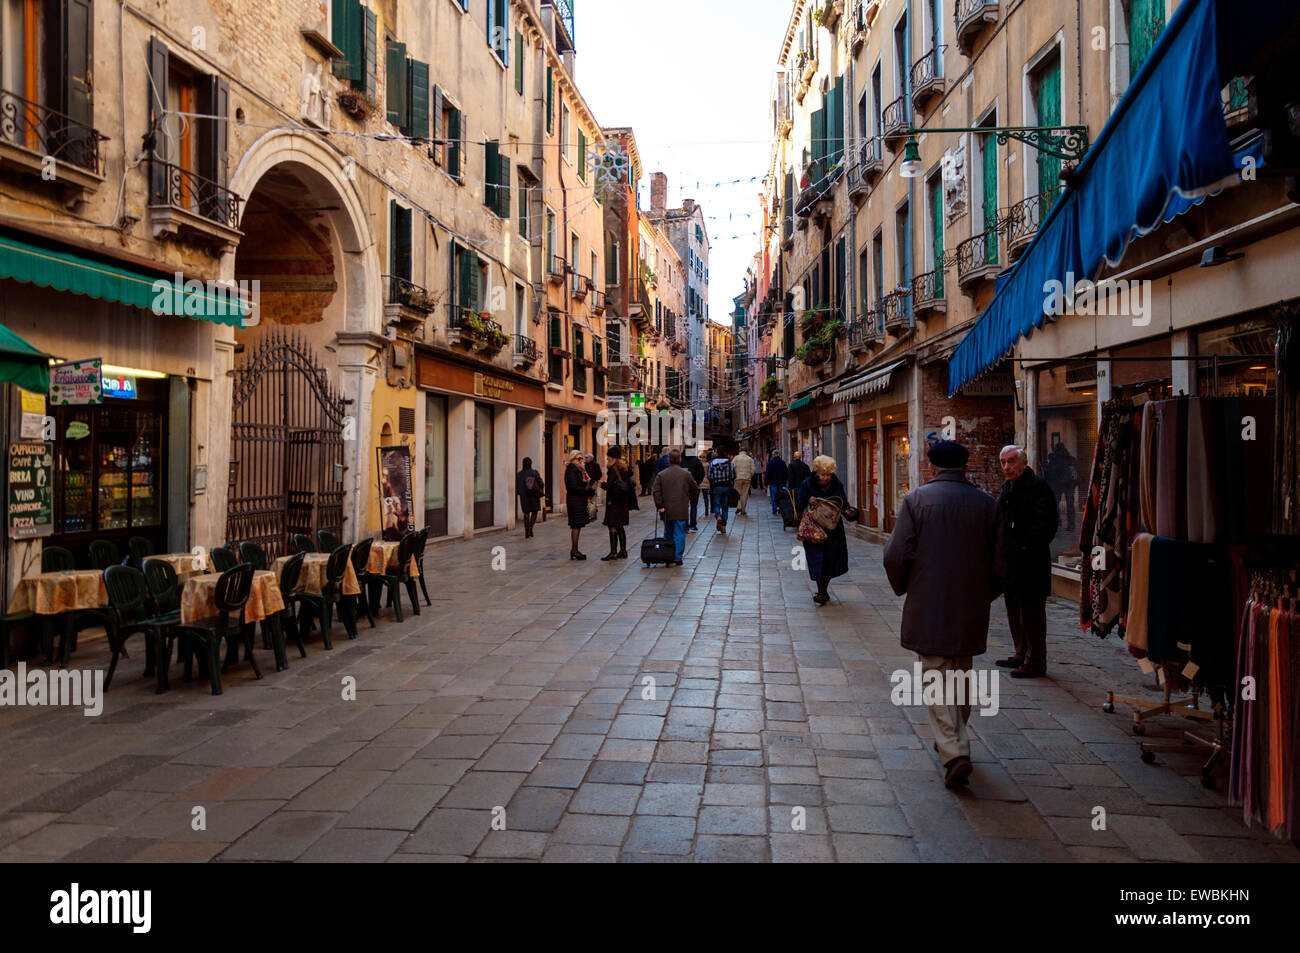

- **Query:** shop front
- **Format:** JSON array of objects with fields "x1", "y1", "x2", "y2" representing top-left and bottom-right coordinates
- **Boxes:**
[
  {"x1": 834, "y1": 359, "x2": 911, "y2": 531},
  {"x1": 415, "y1": 349, "x2": 545, "y2": 540}
]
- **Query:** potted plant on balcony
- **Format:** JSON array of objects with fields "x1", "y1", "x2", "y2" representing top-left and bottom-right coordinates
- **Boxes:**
[
  {"x1": 760, "y1": 375, "x2": 779, "y2": 401},
  {"x1": 337, "y1": 90, "x2": 373, "y2": 120}
]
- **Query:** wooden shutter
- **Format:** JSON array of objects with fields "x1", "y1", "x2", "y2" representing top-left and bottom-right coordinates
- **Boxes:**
[
  {"x1": 386, "y1": 42, "x2": 407, "y2": 126},
  {"x1": 1035, "y1": 56, "x2": 1062, "y2": 212},
  {"x1": 497, "y1": 154, "x2": 511, "y2": 217},
  {"x1": 59, "y1": 0, "x2": 94, "y2": 148},
  {"x1": 431, "y1": 86, "x2": 444, "y2": 164},
  {"x1": 831, "y1": 75, "x2": 845, "y2": 166},
  {"x1": 514, "y1": 31, "x2": 524, "y2": 94},
  {"x1": 147, "y1": 37, "x2": 169, "y2": 200},
  {"x1": 458, "y1": 247, "x2": 473, "y2": 311},
  {"x1": 577, "y1": 130, "x2": 587, "y2": 182},
  {"x1": 496, "y1": 0, "x2": 508, "y2": 64},
  {"x1": 811, "y1": 107, "x2": 826, "y2": 174},
  {"x1": 407, "y1": 60, "x2": 429, "y2": 139},
  {"x1": 546, "y1": 66, "x2": 553, "y2": 133},
  {"x1": 200, "y1": 76, "x2": 230, "y2": 187},
  {"x1": 362, "y1": 7, "x2": 378, "y2": 100},
  {"x1": 447, "y1": 108, "x2": 461, "y2": 178},
  {"x1": 468, "y1": 255, "x2": 482, "y2": 311},
  {"x1": 484, "y1": 140, "x2": 500, "y2": 211},
  {"x1": 458, "y1": 109, "x2": 468, "y2": 182},
  {"x1": 391, "y1": 202, "x2": 412, "y2": 281},
  {"x1": 332, "y1": 0, "x2": 361, "y2": 81}
]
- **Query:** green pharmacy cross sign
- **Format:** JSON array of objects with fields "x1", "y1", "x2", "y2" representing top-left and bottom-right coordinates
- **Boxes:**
[{"x1": 630, "y1": 392, "x2": 645, "y2": 409}]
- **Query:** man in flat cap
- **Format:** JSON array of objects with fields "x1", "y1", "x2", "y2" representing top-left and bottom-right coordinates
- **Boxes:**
[
  {"x1": 883, "y1": 440, "x2": 998, "y2": 788},
  {"x1": 993, "y1": 445, "x2": 1059, "y2": 678}
]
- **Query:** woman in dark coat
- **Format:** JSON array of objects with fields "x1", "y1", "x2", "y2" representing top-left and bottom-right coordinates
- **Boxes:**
[
  {"x1": 600, "y1": 447, "x2": 632, "y2": 560},
  {"x1": 516, "y1": 457, "x2": 545, "y2": 538},
  {"x1": 565, "y1": 450, "x2": 595, "y2": 559},
  {"x1": 796, "y1": 455, "x2": 859, "y2": 605}
]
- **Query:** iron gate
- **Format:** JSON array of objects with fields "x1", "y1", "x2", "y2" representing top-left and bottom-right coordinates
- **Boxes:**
[{"x1": 227, "y1": 328, "x2": 347, "y2": 559}]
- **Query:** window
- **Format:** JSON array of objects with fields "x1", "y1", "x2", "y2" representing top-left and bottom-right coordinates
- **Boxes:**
[
  {"x1": 1029, "y1": 51, "x2": 1062, "y2": 211},
  {"x1": 561, "y1": 105, "x2": 571, "y2": 162},
  {"x1": 577, "y1": 129, "x2": 587, "y2": 182},
  {"x1": 571, "y1": 233, "x2": 581, "y2": 293},
  {"x1": 926, "y1": 172, "x2": 944, "y2": 296},
  {"x1": 517, "y1": 171, "x2": 530, "y2": 238},
  {"x1": 893, "y1": 13, "x2": 909, "y2": 100},
  {"x1": 604, "y1": 231, "x2": 619, "y2": 286},
  {"x1": 895, "y1": 200, "x2": 913, "y2": 318},
  {"x1": 871, "y1": 62, "x2": 883, "y2": 136},
  {"x1": 514, "y1": 30, "x2": 524, "y2": 94},
  {"x1": 1126, "y1": 0, "x2": 1165, "y2": 78},
  {"x1": 454, "y1": 245, "x2": 485, "y2": 315},
  {"x1": 872, "y1": 230, "x2": 884, "y2": 306},
  {"x1": 385, "y1": 40, "x2": 407, "y2": 126},
  {"x1": 433, "y1": 89, "x2": 463, "y2": 180},
  {"x1": 593, "y1": 338, "x2": 605, "y2": 398},
  {"x1": 332, "y1": 0, "x2": 377, "y2": 100},
  {"x1": 2, "y1": 0, "x2": 94, "y2": 161},
  {"x1": 608, "y1": 320, "x2": 622, "y2": 362},
  {"x1": 545, "y1": 65, "x2": 553, "y2": 133},
  {"x1": 976, "y1": 112, "x2": 998, "y2": 260},
  {"x1": 591, "y1": 251, "x2": 598, "y2": 293},
  {"x1": 548, "y1": 312, "x2": 564, "y2": 383},
  {"x1": 390, "y1": 201, "x2": 412, "y2": 281},
  {"x1": 545, "y1": 208, "x2": 557, "y2": 271},
  {"x1": 147, "y1": 39, "x2": 231, "y2": 218},
  {"x1": 573, "y1": 326, "x2": 587, "y2": 393},
  {"x1": 484, "y1": 141, "x2": 510, "y2": 217},
  {"x1": 514, "y1": 283, "x2": 526, "y2": 336},
  {"x1": 487, "y1": 0, "x2": 508, "y2": 66}
]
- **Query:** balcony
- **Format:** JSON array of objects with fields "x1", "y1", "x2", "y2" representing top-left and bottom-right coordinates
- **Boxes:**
[
  {"x1": 1003, "y1": 185, "x2": 1064, "y2": 261},
  {"x1": 148, "y1": 158, "x2": 244, "y2": 250},
  {"x1": 957, "y1": 230, "x2": 1002, "y2": 290},
  {"x1": 882, "y1": 291, "x2": 914, "y2": 335},
  {"x1": 882, "y1": 96, "x2": 910, "y2": 149},
  {"x1": 571, "y1": 273, "x2": 589, "y2": 301},
  {"x1": 816, "y1": 0, "x2": 842, "y2": 31},
  {"x1": 590, "y1": 289, "x2": 607, "y2": 315},
  {"x1": 450, "y1": 308, "x2": 508, "y2": 354},
  {"x1": 848, "y1": 310, "x2": 884, "y2": 350},
  {"x1": 849, "y1": 0, "x2": 878, "y2": 51},
  {"x1": 512, "y1": 333, "x2": 539, "y2": 370},
  {"x1": 910, "y1": 49, "x2": 946, "y2": 112},
  {"x1": 383, "y1": 275, "x2": 436, "y2": 328},
  {"x1": 911, "y1": 269, "x2": 946, "y2": 319},
  {"x1": 0, "y1": 88, "x2": 107, "y2": 198},
  {"x1": 848, "y1": 137, "x2": 883, "y2": 202},
  {"x1": 546, "y1": 257, "x2": 567, "y2": 285},
  {"x1": 955, "y1": 0, "x2": 999, "y2": 57}
]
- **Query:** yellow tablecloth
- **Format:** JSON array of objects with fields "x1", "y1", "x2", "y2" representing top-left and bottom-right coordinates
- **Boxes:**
[
  {"x1": 152, "y1": 552, "x2": 215, "y2": 578},
  {"x1": 9, "y1": 571, "x2": 108, "y2": 616},
  {"x1": 367, "y1": 540, "x2": 419, "y2": 579},
  {"x1": 271, "y1": 553, "x2": 361, "y2": 597},
  {"x1": 181, "y1": 570, "x2": 285, "y2": 625}
]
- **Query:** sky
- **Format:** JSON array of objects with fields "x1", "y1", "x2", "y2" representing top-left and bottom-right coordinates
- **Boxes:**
[{"x1": 575, "y1": 0, "x2": 795, "y2": 326}]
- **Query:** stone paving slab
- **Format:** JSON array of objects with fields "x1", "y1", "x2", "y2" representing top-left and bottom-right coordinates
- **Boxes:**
[{"x1": 1, "y1": 505, "x2": 1297, "y2": 862}]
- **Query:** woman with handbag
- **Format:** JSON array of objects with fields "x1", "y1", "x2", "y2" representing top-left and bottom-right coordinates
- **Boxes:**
[
  {"x1": 600, "y1": 447, "x2": 632, "y2": 561},
  {"x1": 565, "y1": 450, "x2": 595, "y2": 560},
  {"x1": 795, "y1": 455, "x2": 860, "y2": 605}
]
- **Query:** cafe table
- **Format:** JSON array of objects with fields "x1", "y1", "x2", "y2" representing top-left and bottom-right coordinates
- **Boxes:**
[
  {"x1": 180, "y1": 570, "x2": 285, "y2": 626},
  {"x1": 9, "y1": 570, "x2": 111, "y2": 664},
  {"x1": 366, "y1": 539, "x2": 419, "y2": 578},
  {"x1": 152, "y1": 552, "x2": 215, "y2": 579},
  {"x1": 271, "y1": 552, "x2": 361, "y2": 596}
]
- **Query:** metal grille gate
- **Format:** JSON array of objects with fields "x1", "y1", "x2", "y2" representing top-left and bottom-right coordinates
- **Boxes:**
[{"x1": 227, "y1": 328, "x2": 347, "y2": 559}]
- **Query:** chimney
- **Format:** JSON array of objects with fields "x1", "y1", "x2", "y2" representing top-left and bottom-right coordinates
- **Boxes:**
[{"x1": 651, "y1": 172, "x2": 667, "y2": 214}]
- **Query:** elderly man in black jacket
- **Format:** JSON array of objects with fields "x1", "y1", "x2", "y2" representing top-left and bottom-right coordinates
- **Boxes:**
[
  {"x1": 883, "y1": 440, "x2": 997, "y2": 788},
  {"x1": 993, "y1": 445, "x2": 1060, "y2": 679}
]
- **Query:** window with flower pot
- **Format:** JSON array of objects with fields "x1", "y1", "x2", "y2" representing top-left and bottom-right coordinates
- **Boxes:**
[{"x1": 332, "y1": 0, "x2": 377, "y2": 101}]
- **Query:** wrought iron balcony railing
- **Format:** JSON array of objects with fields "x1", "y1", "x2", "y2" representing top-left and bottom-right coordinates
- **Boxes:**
[
  {"x1": 955, "y1": 0, "x2": 999, "y2": 56},
  {"x1": 957, "y1": 229, "x2": 1001, "y2": 286},
  {"x1": 910, "y1": 48, "x2": 946, "y2": 108},
  {"x1": 513, "y1": 334, "x2": 538, "y2": 362},
  {"x1": 882, "y1": 95, "x2": 909, "y2": 142},
  {"x1": 1002, "y1": 185, "x2": 1064, "y2": 258},
  {"x1": 882, "y1": 291, "x2": 914, "y2": 334},
  {"x1": 912, "y1": 269, "x2": 946, "y2": 314},
  {"x1": 149, "y1": 158, "x2": 243, "y2": 229},
  {"x1": 0, "y1": 88, "x2": 106, "y2": 175},
  {"x1": 384, "y1": 275, "x2": 436, "y2": 313}
]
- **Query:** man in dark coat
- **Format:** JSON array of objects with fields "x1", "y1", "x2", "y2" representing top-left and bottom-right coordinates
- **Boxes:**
[
  {"x1": 651, "y1": 450, "x2": 698, "y2": 566},
  {"x1": 684, "y1": 450, "x2": 706, "y2": 532},
  {"x1": 765, "y1": 451, "x2": 788, "y2": 514},
  {"x1": 786, "y1": 451, "x2": 811, "y2": 509},
  {"x1": 883, "y1": 440, "x2": 997, "y2": 788},
  {"x1": 993, "y1": 445, "x2": 1060, "y2": 679}
]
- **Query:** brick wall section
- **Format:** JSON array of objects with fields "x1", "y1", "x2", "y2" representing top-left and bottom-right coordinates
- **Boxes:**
[{"x1": 919, "y1": 364, "x2": 1016, "y2": 497}]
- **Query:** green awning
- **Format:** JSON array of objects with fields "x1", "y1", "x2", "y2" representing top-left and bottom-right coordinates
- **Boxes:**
[
  {"x1": 788, "y1": 395, "x2": 812, "y2": 411},
  {"x1": 0, "y1": 322, "x2": 51, "y2": 392},
  {"x1": 0, "y1": 233, "x2": 247, "y2": 326}
]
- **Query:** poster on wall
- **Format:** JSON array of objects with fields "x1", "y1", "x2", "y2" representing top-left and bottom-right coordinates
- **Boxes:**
[
  {"x1": 8, "y1": 442, "x2": 54, "y2": 540},
  {"x1": 376, "y1": 445, "x2": 414, "y2": 542},
  {"x1": 49, "y1": 358, "x2": 103, "y2": 406}
]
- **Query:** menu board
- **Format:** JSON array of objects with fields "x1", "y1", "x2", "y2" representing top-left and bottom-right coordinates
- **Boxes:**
[
  {"x1": 49, "y1": 358, "x2": 103, "y2": 406},
  {"x1": 8, "y1": 441, "x2": 54, "y2": 539},
  {"x1": 377, "y1": 445, "x2": 414, "y2": 541}
]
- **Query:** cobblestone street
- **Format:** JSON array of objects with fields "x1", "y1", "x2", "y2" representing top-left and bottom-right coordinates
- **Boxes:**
[{"x1": 1, "y1": 506, "x2": 1297, "y2": 863}]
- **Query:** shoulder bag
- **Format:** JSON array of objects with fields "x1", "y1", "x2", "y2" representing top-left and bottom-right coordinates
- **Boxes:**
[
  {"x1": 797, "y1": 507, "x2": 828, "y2": 544},
  {"x1": 807, "y1": 495, "x2": 845, "y2": 532}
]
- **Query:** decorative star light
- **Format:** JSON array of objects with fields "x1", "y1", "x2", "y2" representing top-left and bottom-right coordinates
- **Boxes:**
[{"x1": 590, "y1": 143, "x2": 629, "y2": 189}]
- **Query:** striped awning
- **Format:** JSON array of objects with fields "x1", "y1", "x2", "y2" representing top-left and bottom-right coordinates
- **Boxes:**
[{"x1": 833, "y1": 360, "x2": 905, "y2": 402}]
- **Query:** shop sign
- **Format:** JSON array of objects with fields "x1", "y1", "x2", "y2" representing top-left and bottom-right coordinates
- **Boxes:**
[
  {"x1": 19, "y1": 389, "x2": 46, "y2": 440},
  {"x1": 8, "y1": 441, "x2": 53, "y2": 540},
  {"x1": 474, "y1": 373, "x2": 515, "y2": 401},
  {"x1": 376, "y1": 445, "x2": 415, "y2": 541},
  {"x1": 101, "y1": 373, "x2": 137, "y2": 399},
  {"x1": 50, "y1": 358, "x2": 103, "y2": 406}
]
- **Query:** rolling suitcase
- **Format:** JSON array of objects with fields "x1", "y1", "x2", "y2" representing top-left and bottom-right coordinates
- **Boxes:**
[
  {"x1": 641, "y1": 511, "x2": 678, "y2": 566},
  {"x1": 778, "y1": 489, "x2": 798, "y2": 531}
]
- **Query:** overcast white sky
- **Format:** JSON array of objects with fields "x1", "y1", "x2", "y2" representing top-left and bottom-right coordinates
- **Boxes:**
[{"x1": 575, "y1": 0, "x2": 794, "y2": 326}]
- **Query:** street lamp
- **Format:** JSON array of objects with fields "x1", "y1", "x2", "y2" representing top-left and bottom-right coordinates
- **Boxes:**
[
  {"x1": 898, "y1": 126, "x2": 1090, "y2": 180},
  {"x1": 900, "y1": 138, "x2": 924, "y2": 178}
]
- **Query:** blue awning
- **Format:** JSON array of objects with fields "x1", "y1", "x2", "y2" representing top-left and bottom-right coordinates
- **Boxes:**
[{"x1": 948, "y1": 0, "x2": 1294, "y2": 395}]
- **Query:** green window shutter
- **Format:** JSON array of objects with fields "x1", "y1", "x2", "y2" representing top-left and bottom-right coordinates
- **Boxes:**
[
  {"x1": 432, "y1": 86, "x2": 444, "y2": 163},
  {"x1": 832, "y1": 75, "x2": 845, "y2": 167},
  {"x1": 514, "y1": 31, "x2": 524, "y2": 94},
  {"x1": 407, "y1": 60, "x2": 429, "y2": 139},
  {"x1": 811, "y1": 107, "x2": 826, "y2": 176},
  {"x1": 1128, "y1": 0, "x2": 1165, "y2": 77},
  {"x1": 1035, "y1": 57, "x2": 1062, "y2": 215},
  {"x1": 360, "y1": 7, "x2": 378, "y2": 99},
  {"x1": 458, "y1": 247, "x2": 473, "y2": 311},
  {"x1": 497, "y1": 155, "x2": 512, "y2": 217},
  {"x1": 930, "y1": 176, "x2": 944, "y2": 296},
  {"x1": 484, "y1": 140, "x2": 500, "y2": 211},
  {"x1": 469, "y1": 255, "x2": 482, "y2": 311},
  {"x1": 546, "y1": 66, "x2": 554, "y2": 133},
  {"x1": 332, "y1": 0, "x2": 361, "y2": 82},
  {"x1": 550, "y1": 314, "x2": 561, "y2": 347},
  {"x1": 518, "y1": 180, "x2": 528, "y2": 237},
  {"x1": 448, "y1": 108, "x2": 461, "y2": 178},
  {"x1": 385, "y1": 42, "x2": 407, "y2": 125},
  {"x1": 982, "y1": 132, "x2": 998, "y2": 263},
  {"x1": 575, "y1": 329, "x2": 584, "y2": 362},
  {"x1": 577, "y1": 130, "x2": 587, "y2": 182},
  {"x1": 391, "y1": 203, "x2": 412, "y2": 281}
]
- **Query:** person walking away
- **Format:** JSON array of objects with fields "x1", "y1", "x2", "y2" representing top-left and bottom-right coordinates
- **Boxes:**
[
  {"x1": 765, "y1": 450, "x2": 788, "y2": 514},
  {"x1": 883, "y1": 440, "x2": 997, "y2": 789},
  {"x1": 707, "y1": 449, "x2": 737, "y2": 533},
  {"x1": 685, "y1": 450, "x2": 705, "y2": 532},
  {"x1": 565, "y1": 450, "x2": 596, "y2": 560},
  {"x1": 795, "y1": 455, "x2": 859, "y2": 605},
  {"x1": 656, "y1": 446, "x2": 671, "y2": 474},
  {"x1": 733, "y1": 448, "x2": 757, "y2": 516},
  {"x1": 993, "y1": 445, "x2": 1059, "y2": 678},
  {"x1": 639, "y1": 455, "x2": 654, "y2": 496},
  {"x1": 650, "y1": 449, "x2": 698, "y2": 566},
  {"x1": 516, "y1": 457, "x2": 545, "y2": 538},
  {"x1": 787, "y1": 451, "x2": 811, "y2": 510},
  {"x1": 600, "y1": 447, "x2": 633, "y2": 560}
]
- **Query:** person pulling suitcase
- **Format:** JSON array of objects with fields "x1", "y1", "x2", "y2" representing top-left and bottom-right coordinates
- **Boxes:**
[{"x1": 649, "y1": 449, "x2": 699, "y2": 567}]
